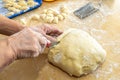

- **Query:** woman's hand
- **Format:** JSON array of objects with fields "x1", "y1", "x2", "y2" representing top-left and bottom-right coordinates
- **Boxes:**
[
  {"x1": 7, "y1": 24, "x2": 62, "y2": 59},
  {"x1": 31, "y1": 24, "x2": 63, "y2": 42}
]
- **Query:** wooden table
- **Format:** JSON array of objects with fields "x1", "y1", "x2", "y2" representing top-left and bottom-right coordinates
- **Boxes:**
[{"x1": 0, "y1": 0, "x2": 120, "y2": 80}]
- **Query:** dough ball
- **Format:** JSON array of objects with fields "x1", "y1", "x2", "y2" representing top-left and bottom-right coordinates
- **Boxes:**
[
  {"x1": 48, "y1": 28, "x2": 106, "y2": 77},
  {"x1": 46, "y1": 9, "x2": 54, "y2": 14},
  {"x1": 40, "y1": 14, "x2": 47, "y2": 20},
  {"x1": 61, "y1": 13, "x2": 67, "y2": 18},
  {"x1": 42, "y1": 9, "x2": 47, "y2": 14},
  {"x1": 4, "y1": 3, "x2": 13, "y2": 8},
  {"x1": 5, "y1": 12, "x2": 14, "y2": 17},
  {"x1": 27, "y1": 0, "x2": 37, "y2": 7},
  {"x1": 44, "y1": 16, "x2": 54, "y2": 23},
  {"x1": 13, "y1": 3, "x2": 21, "y2": 9},
  {"x1": 57, "y1": 14, "x2": 64, "y2": 21},
  {"x1": 60, "y1": 6, "x2": 69, "y2": 14},
  {"x1": 47, "y1": 13, "x2": 54, "y2": 17},
  {"x1": 8, "y1": 7, "x2": 20, "y2": 13},
  {"x1": 20, "y1": 6, "x2": 29, "y2": 10},
  {"x1": 52, "y1": 17, "x2": 59, "y2": 24},
  {"x1": 18, "y1": 1, "x2": 27, "y2": 6},
  {"x1": 20, "y1": 18, "x2": 27, "y2": 25},
  {"x1": 30, "y1": 14, "x2": 40, "y2": 20}
]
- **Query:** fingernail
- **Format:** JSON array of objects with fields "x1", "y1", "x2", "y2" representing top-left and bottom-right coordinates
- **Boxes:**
[{"x1": 46, "y1": 40, "x2": 51, "y2": 47}]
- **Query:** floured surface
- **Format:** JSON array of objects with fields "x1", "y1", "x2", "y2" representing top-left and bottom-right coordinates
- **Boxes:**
[{"x1": 0, "y1": 0, "x2": 120, "y2": 80}]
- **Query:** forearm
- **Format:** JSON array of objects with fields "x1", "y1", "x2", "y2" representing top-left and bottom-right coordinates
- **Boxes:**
[
  {"x1": 0, "y1": 15, "x2": 25, "y2": 36},
  {"x1": 0, "y1": 39, "x2": 15, "y2": 71}
]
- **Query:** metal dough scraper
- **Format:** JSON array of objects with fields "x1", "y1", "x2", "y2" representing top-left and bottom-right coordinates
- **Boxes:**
[{"x1": 74, "y1": 2, "x2": 99, "y2": 19}]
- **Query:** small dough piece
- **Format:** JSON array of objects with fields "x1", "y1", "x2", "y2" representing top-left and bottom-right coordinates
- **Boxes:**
[
  {"x1": 47, "y1": 14, "x2": 54, "y2": 17},
  {"x1": 8, "y1": 7, "x2": 20, "y2": 13},
  {"x1": 42, "y1": 9, "x2": 47, "y2": 14},
  {"x1": 53, "y1": 17, "x2": 59, "y2": 24},
  {"x1": 44, "y1": 16, "x2": 54, "y2": 23},
  {"x1": 46, "y1": 9, "x2": 54, "y2": 14},
  {"x1": 40, "y1": 14, "x2": 47, "y2": 20},
  {"x1": 20, "y1": 6, "x2": 29, "y2": 10},
  {"x1": 53, "y1": 10, "x2": 59, "y2": 16},
  {"x1": 4, "y1": 3, "x2": 13, "y2": 8},
  {"x1": 27, "y1": 0, "x2": 37, "y2": 7},
  {"x1": 60, "y1": 6, "x2": 69, "y2": 14},
  {"x1": 5, "y1": 12, "x2": 14, "y2": 16},
  {"x1": 3, "y1": 0, "x2": 15, "y2": 3},
  {"x1": 30, "y1": 14, "x2": 40, "y2": 20},
  {"x1": 57, "y1": 14, "x2": 64, "y2": 21},
  {"x1": 12, "y1": 3, "x2": 21, "y2": 9},
  {"x1": 48, "y1": 28, "x2": 106, "y2": 77},
  {"x1": 20, "y1": 18, "x2": 27, "y2": 25},
  {"x1": 18, "y1": 1, "x2": 27, "y2": 6},
  {"x1": 61, "y1": 13, "x2": 67, "y2": 18}
]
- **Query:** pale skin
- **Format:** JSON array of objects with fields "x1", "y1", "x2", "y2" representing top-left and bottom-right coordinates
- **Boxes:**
[{"x1": 0, "y1": 15, "x2": 62, "y2": 71}]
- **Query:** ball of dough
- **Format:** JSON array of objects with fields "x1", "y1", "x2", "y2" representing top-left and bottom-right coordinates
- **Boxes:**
[
  {"x1": 60, "y1": 6, "x2": 69, "y2": 14},
  {"x1": 48, "y1": 28, "x2": 106, "y2": 77},
  {"x1": 5, "y1": 12, "x2": 14, "y2": 16},
  {"x1": 61, "y1": 13, "x2": 67, "y2": 18},
  {"x1": 30, "y1": 14, "x2": 40, "y2": 20},
  {"x1": 57, "y1": 14, "x2": 64, "y2": 21},
  {"x1": 40, "y1": 14, "x2": 46, "y2": 20},
  {"x1": 52, "y1": 17, "x2": 59, "y2": 24},
  {"x1": 44, "y1": 16, "x2": 54, "y2": 23}
]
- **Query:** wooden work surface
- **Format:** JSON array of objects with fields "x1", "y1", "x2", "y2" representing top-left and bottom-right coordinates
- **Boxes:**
[{"x1": 0, "y1": 0, "x2": 120, "y2": 80}]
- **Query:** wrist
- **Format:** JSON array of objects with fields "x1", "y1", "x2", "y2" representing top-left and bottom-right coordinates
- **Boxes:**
[{"x1": 0, "y1": 39, "x2": 16, "y2": 71}]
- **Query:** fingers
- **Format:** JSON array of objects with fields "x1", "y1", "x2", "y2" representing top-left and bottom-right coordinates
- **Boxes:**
[
  {"x1": 32, "y1": 30, "x2": 51, "y2": 53},
  {"x1": 42, "y1": 24, "x2": 63, "y2": 36},
  {"x1": 35, "y1": 24, "x2": 63, "y2": 37}
]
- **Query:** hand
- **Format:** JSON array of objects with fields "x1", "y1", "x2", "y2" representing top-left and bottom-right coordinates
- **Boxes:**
[
  {"x1": 7, "y1": 24, "x2": 62, "y2": 59},
  {"x1": 31, "y1": 24, "x2": 63, "y2": 42},
  {"x1": 8, "y1": 28, "x2": 50, "y2": 59}
]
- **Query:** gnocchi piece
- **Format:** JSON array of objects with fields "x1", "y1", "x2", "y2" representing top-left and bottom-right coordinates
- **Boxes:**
[
  {"x1": 8, "y1": 7, "x2": 20, "y2": 13},
  {"x1": 46, "y1": 8, "x2": 54, "y2": 14},
  {"x1": 53, "y1": 10, "x2": 59, "y2": 16},
  {"x1": 46, "y1": 10, "x2": 54, "y2": 14},
  {"x1": 44, "y1": 16, "x2": 54, "y2": 23},
  {"x1": 30, "y1": 14, "x2": 40, "y2": 20},
  {"x1": 20, "y1": 18, "x2": 27, "y2": 25},
  {"x1": 20, "y1": 6, "x2": 29, "y2": 10},
  {"x1": 53, "y1": 17, "x2": 59, "y2": 24},
  {"x1": 57, "y1": 14, "x2": 64, "y2": 21},
  {"x1": 13, "y1": 3, "x2": 21, "y2": 9},
  {"x1": 27, "y1": 1, "x2": 37, "y2": 7},
  {"x1": 5, "y1": 12, "x2": 14, "y2": 16},
  {"x1": 4, "y1": 3, "x2": 13, "y2": 8},
  {"x1": 42, "y1": 9, "x2": 47, "y2": 14},
  {"x1": 61, "y1": 13, "x2": 67, "y2": 18},
  {"x1": 60, "y1": 6, "x2": 69, "y2": 14},
  {"x1": 18, "y1": 1, "x2": 27, "y2": 6},
  {"x1": 40, "y1": 14, "x2": 47, "y2": 20},
  {"x1": 27, "y1": 0, "x2": 34, "y2": 1},
  {"x1": 47, "y1": 14, "x2": 54, "y2": 17},
  {"x1": 3, "y1": 0, "x2": 15, "y2": 3}
]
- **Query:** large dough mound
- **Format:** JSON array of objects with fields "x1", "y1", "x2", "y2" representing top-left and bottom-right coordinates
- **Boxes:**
[{"x1": 48, "y1": 28, "x2": 106, "y2": 77}]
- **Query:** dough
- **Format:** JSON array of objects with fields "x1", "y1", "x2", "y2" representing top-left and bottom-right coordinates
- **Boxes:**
[
  {"x1": 57, "y1": 14, "x2": 64, "y2": 21},
  {"x1": 27, "y1": 0, "x2": 37, "y2": 7},
  {"x1": 53, "y1": 17, "x2": 59, "y2": 24},
  {"x1": 60, "y1": 6, "x2": 69, "y2": 14},
  {"x1": 5, "y1": 12, "x2": 14, "y2": 16},
  {"x1": 8, "y1": 7, "x2": 20, "y2": 13},
  {"x1": 48, "y1": 28, "x2": 106, "y2": 77},
  {"x1": 30, "y1": 14, "x2": 40, "y2": 20},
  {"x1": 40, "y1": 7, "x2": 69, "y2": 24}
]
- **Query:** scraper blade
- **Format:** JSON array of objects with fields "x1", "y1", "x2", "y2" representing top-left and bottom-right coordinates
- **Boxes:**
[{"x1": 74, "y1": 2, "x2": 99, "y2": 19}]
